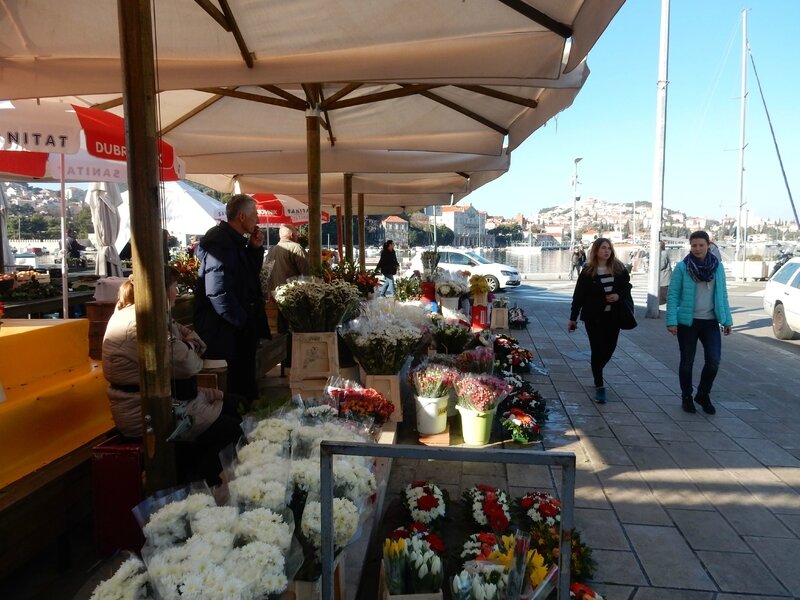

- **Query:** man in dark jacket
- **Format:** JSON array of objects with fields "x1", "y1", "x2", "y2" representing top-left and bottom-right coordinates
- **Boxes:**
[{"x1": 194, "y1": 194, "x2": 270, "y2": 404}]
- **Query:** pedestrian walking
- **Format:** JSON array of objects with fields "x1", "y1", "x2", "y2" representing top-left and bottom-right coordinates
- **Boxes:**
[
  {"x1": 658, "y1": 240, "x2": 672, "y2": 305},
  {"x1": 666, "y1": 230, "x2": 732, "y2": 415},
  {"x1": 569, "y1": 245, "x2": 585, "y2": 280},
  {"x1": 376, "y1": 239, "x2": 399, "y2": 297},
  {"x1": 568, "y1": 237, "x2": 633, "y2": 403}
]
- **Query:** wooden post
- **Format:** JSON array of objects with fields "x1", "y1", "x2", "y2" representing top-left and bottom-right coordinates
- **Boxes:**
[
  {"x1": 117, "y1": 0, "x2": 175, "y2": 493},
  {"x1": 306, "y1": 107, "x2": 322, "y2": 272},
  {"x1": 344, "y1": 173, "x2": 353, "y2": 264},
  {"x1": 336, "y1": 206, "x2": 344, "y2": 264},
  {"x1": 358, "y1": 193, "x2": 366, "y2": 271}
]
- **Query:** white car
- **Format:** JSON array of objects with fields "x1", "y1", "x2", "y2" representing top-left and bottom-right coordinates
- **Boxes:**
[
  {"x1": 763, "y1": 257, "x2": 800, "y2": 339},
  {"x1": 406, "y1": 248, "x2": 520, "y2": 292}
]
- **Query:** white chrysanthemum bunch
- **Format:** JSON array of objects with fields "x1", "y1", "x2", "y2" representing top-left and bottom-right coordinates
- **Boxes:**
[
  {"x1": 143, "y1": 499, "x2": 196, "y2": 548},
  {"x1": 222, "y1": 541, "x2": 288, "y2": 597},
  {"x1": 228, "y1": 474, "x2": 288, "y2": 511},
  {"x1": 236, "y1": 439, "x2": 286, "y2": 464},
  {"x1": 333, "y1": 456, "x2": 377, "y2": 503},
  {"x1": 147, "y1": 533, "x2": 235, "y2": 600},
  {"x1": 303, "y1": 404, "x2": 338, "y2": 420},
  {"x1": 234, "y1": 453, "x2": 291, "y2": 481},
  {"x1": 89, "y1": 556, "x2": 151, "y2": 600},
  {"x1": 301, "y1": 498, "x2": 359, "y2": 551},
  {"x1": 237, "y1": 508, "x2": 293, "y2": 551},
  {"x1": 190, "y1": 506, "x2": 238, "y2": 536},
  {"x1": 177, "y1": 565, "x2": 245, "y2": 599},
  {"x1": 246, "y1": 418, "x2": 295, "y2": 443}
]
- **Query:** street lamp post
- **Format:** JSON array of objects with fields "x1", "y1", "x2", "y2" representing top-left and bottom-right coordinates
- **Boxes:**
[{"x1": 571, "y1": 158, "x2": 583, "y2": 248}]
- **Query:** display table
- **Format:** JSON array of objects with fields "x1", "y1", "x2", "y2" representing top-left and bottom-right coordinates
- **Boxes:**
[
  {"x1": 1, "y1": 290, "x2": 95, "y2": 318},
  {"x1": 0, "y1": 319, "x2": 113, "y2": 488}
]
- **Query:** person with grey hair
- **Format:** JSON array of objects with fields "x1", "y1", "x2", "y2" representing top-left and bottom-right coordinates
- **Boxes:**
[
  {"x1": 194, "y1": 194, "x2": 270, "y2": 404},
  {"x1": 264, "y1": 224, "x2": 309, "y2": 298},
  {"x1": 263, "y1": 224, "x2": 309, "y2": 369}
]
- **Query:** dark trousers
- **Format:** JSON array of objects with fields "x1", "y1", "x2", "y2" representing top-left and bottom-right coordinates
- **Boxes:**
[
  {"x1": 677, "y1": 319, "x2": 721, "y2": 398},
  {"x1": 583, "y1": 313, "x2": 621, "y2": 388},
  {"x1": 226, "y1": 327, "x2": 260, "y2": 404},
  {"x1": 179, "y1": 392, "x2": 244, "y2": 486}
]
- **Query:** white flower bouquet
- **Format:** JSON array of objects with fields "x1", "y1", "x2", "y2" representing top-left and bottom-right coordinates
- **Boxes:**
[
  {"x1": 89, "y1": 556, "x2": 152, "y2": 600},
  {"x1": 136, "y1": 490, "x2": 216, "y2": 549},
  {"x1": 228, "y1": 474, "x2": 290, "y2": 512},
  {"x1": 436, "y1": 277, "x2": 468, "y2": 298},
  {"x1": 237, "y1": 508, "x2": 294, "y2": 552},
  {"x1": 274, "y1": 277, "x2": 361, "y2": 332},
  {"x1": 340, "y1": 312, "x2": 426, "y2": 375},
  {"x1": 403, "y1": 481, "x2": 447, "y2": 524},
  {"x1": 300, "y1": 497, "x2": 359, "y2": 552}
]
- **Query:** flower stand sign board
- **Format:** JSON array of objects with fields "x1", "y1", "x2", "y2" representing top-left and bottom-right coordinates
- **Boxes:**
[
  {"x1": 364, "y1": 374, "x2": 403, "y2": 422},
  {"x1": 490, "y1": 306, "x2": 509, "y2": 330},
  {"x1": 291, "y1": 332, "x2": 339, "y2": 382}
]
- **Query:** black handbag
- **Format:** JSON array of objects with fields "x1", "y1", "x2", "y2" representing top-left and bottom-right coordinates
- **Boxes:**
[{"x1": 618, "y1": 296, "x2": 638, "y2": 330}]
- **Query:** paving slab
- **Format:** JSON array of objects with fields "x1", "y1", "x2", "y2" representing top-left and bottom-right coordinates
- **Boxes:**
[
  {"x1": 575, "y1": 507, "x2": 630, "y2": 551},
  {"x1": 744, "y1": 537, "x2": 800, "y2": 597},
  {"x1": 668, "y1": 508, "x2": 749, "y2": 552},
  {"x1": 632, "y1": 589, "x2": 714, "y2": 600},
  {"x1": 590, "y1": 549, "x2": 648, "y2": 587},
  {"x1": 695, "y1": 550, "x2": 787, "y2": 595},
  {"x1": 624, "y1": 524, "x2": 716, "y2": 590}
]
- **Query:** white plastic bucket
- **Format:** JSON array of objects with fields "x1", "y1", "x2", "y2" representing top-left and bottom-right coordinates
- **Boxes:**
[{"x1": 416, "y1": 395, "x2": 449, "y2": 435}]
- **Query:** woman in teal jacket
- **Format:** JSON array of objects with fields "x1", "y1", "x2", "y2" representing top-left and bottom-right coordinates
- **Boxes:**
[{"x1": 666, "y1": 231, "x2": 733, "y2": 414}]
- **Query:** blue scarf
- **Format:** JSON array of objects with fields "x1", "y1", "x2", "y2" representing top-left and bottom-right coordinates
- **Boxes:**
[{"x1": 683, "y1": 251, "x2": 719, "y2": 282}]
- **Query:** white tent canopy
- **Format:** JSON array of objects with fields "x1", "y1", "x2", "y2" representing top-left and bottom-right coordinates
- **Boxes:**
[{"x1": 116, "y1": 181, "x2": 226, "y2": 251}]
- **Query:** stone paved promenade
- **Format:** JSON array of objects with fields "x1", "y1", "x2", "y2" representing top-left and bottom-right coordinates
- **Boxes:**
[{"x1": 389, "y1": 276, "x2": 800, "y2": 599}]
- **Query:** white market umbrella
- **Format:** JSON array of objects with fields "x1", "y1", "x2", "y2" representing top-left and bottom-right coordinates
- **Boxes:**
[
  {"x1": 116, "y1": 181, "x2": 226, "y2": 252},
  {"x1": 87, "y1": 181, "x2": 123, "y2": 277}
]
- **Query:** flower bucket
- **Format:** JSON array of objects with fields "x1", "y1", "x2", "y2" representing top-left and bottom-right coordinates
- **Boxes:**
[
  {"x1": 456, "y1": 406, "x2": 495, "y2": 445},
  {"x1": 420, "y1": 281, "x2": 436, "y2": 303},
  {"x1": 438, "y1": 295, "x2": 459, "y2": 316},
  {"x1": 415, "y1": 395, "x2": 449, "y2": 435}
]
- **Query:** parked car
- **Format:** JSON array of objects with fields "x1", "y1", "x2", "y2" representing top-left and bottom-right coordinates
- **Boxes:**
[
  {"x1": 763, "y1": 257, "x2": 800, "y2": 340},
  {"x1": 405, "y1": 248, "x2": 520, "y2": 292}
]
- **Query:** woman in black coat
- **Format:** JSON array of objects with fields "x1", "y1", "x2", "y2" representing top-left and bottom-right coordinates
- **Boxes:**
[
  {"x1": 376, "y1": 239, "x2": 399, "y2": 297},
  {"x1": 567, "y1": 238, "x2": 632, "y2": 403}
]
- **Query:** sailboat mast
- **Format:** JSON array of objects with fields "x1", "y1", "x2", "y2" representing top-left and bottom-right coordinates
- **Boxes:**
[{"x1": 735, "y1": 9, "x2": 747, "y2": 273}]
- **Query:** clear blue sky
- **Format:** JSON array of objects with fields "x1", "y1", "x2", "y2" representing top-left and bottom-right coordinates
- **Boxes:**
[{"x1": 467, "y1": 0, "x2": 800, "y2": 224}]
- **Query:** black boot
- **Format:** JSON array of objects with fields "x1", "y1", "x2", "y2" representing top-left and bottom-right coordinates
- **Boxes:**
[
  {"x1": 681, "y1": 395, "x2": 696, "y2": 413},
  {"x1": 694, "y1": 394, "x2": 716, "y2": 415}
]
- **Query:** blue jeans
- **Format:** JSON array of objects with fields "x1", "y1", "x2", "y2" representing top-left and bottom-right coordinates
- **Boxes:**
[
  {"x1": 677, "y1": 319, "x2": 721, "y2": 398},
  {"x1": 378, "y1": 274, "x2": 396, "y2": 297}
]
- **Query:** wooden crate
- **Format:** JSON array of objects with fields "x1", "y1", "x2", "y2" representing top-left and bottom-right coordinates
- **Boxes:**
[
  {"x1": 86, "y1": 301, "x2": 116, "y2": 360},
  {"x1": 364, "y1": 374, "x2": 402, "y2": 422},
  {"x1": 291, "y1": 332, "x2": 339, "y2": 382},
  {"x1": 379, "y1": 560, "x2": 443, "y2": 600},
  {"x1": 290, "y1": 378, "x2": 328, "y2": 400}
]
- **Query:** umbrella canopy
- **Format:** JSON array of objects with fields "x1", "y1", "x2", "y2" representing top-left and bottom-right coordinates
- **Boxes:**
[
  {"x1": 252, "y1": 193, "x2": 329, "y2": 226},
  {"x1": 117, "y1": 181, "x2": 226, "y2": 250},
  {"x1": 0, "y1": 100, "x2": 183, "y2": 181},
  {"x1": 0, "y1": 1, "x2": 624, "y2": 99},
  {"x1": 87, "y1": 182, "x2": 123, "y2": 277}
]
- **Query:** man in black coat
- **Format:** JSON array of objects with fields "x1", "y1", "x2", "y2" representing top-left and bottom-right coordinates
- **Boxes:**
[{"x1": 193, "y1": 194, "x2": 270, "y2": 404}]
